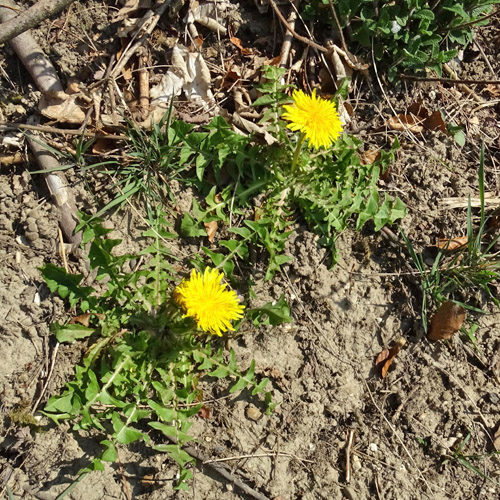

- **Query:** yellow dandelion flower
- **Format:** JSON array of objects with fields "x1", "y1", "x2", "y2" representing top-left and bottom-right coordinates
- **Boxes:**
[
  {"x1": 282, "y1": 88, "x2": 343, "y2": 149},
  {"x1": 174, "y1": 268, "x2": 245, "y2": 336}
]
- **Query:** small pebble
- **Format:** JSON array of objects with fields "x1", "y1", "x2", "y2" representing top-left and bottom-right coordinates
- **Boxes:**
[
  {"x1": 245, "y1": 405, "x2": 262, "y2": 422},
  {"x1": 487, "y1": 392, "x2": 499, "y2": 405},
  {"x1": 369, "y1": 442, "x2": 378, "y2": 452}
]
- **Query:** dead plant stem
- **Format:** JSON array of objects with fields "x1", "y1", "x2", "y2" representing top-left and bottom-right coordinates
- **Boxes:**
[
  {"x1": 400, "y1": 73, "x2": 500, "y2": 86},
  {"x1": 166, "y1": 436, "x2": 271, "y2": 500}
]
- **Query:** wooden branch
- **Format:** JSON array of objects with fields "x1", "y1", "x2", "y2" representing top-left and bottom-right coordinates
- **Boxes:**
[
  {"x1": 269, "y1": 0, "x2": 327, "y2": 54},
  {"x1": 0, "y1": 0, "x2": 64, "y2": 93},
  {"x1": 26, "y1": 135, "x2": 82, "y2": 245},
  {"x1": 0, "y1": 0, "x2": 76, "y2": 45}
]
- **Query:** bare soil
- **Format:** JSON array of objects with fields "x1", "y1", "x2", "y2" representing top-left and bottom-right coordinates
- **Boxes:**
[{"x1": 1, "y1": 2, "x2": 500, "y2": 500}]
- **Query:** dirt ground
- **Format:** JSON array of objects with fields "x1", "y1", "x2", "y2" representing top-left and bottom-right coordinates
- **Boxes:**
[{"x1": 1, "y1": 1, "x2": 500, "y2": 500}]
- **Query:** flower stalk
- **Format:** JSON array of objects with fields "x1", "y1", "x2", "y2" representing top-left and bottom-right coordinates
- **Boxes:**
[{"x1": 291, "y1": 132, "x2": 306, "y2": 173}]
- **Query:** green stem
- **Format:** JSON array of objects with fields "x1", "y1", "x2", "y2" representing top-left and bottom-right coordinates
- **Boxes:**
[{"x1": 291, "y1": 133, "x2": 306, "y2": 173}]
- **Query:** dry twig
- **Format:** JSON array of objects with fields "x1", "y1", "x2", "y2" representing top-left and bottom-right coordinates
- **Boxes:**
[
  {"x1": 400, "y1": 73, "x2": 500, "y2": 86},
  {"x1": 344, "y1": 429, "x2": 355, "y2": 483},
  {"x1": 31, "y1": 341, "x2": 60, "y2": 412},
  {"x1": 166, "y1": 436, "x2": 271, "y2": 500},
  {"x1": 0, "y1": 0, "x2": 76, "y2": 45},
  {"x1": 26, "y1": 135, "x2": 82, "y2": 245},
  {"x1": 0, "y1": 0, "x2": 64, "y2": 93},
  {"x1": 278, "y1": 0, "x2": 299, "y2": 68},
  {"x1": 0, "y1": 122, "x2": 125, "y2": 140}
]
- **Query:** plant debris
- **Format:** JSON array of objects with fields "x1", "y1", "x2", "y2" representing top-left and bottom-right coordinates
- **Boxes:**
[
  {"x1": 428, "y1": 301, "x2": 466, "y2": 341},
  {"x1": 375, "y1": 337, "x2": 406, "y2": 378}
]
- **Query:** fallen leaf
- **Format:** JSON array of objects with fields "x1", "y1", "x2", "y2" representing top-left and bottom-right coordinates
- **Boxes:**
[
  {"x1": 402, "y1": 101, "x2": 447, "y2": 133},
  {"x1": 192, "y1": 34, "x2": 204, "y2": 50},
  {"x1": 424, "y1": 110, "x2": 447, "y2": 133},
  {"x1": 485, "y1": 84, "x2": 500, "y2": 97},
  {"x1": 343, "y1": 101, "x2": 354, "y2": 117},
  {"x1": 92, "y1": 138, "x2": 117, "y2": 155},
  {"x1": 360, "y1": 149, "x2": 381, "y2": 165},
  {"x1": 230, "y1": 35, "x2": 252, "y2": 55},
  {"x1": 69, "y1": 313, "x2": 91, "y2": 327},
  {"x1": 221, "y1": 69, "x2": 241, "y2": 89},
  {"x1": 387, "y1": 114, "x2": 424, "y2": 133},
  {"x1": 265, "y1": 54, "x2": 282, "y2": 66},
  {"x1": 470, "y1": 116, "x2": 480, "y2": 126},
  {"x1": 204, "y1": 220, "x2": 218, "y2": 243},
  {"x1": 149, "y1": 44, "x2": 215, "y2": 118},
  {"x1": 39, "y1": 91, "x2": 85, "y2": 124},
  {"x1": 375, "y1": 337, "x2": 406, "y2": 378},
  {"x1": 112, "y1": 0, "x2": 152, "y2": 22},
  {"x1": 407, "y1": 100, "x2": 429, "y2": 119},
  {"x1": 198, "y1": 406, "x2": 211, "y2": 419},
  {"x1": 428, "y1": 301, "x2": 466, "y2": 341},
  {"x1": 436, "y1": 235, "x2": 468, "y2": 251}
]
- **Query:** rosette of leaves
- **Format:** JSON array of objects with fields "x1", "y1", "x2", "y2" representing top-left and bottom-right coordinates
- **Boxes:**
[{"x1": 40, "y1": 216, "x2": 285, "y2": 490}]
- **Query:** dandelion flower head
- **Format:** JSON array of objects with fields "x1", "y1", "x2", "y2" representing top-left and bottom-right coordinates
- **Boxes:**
[
  {"x1": 174, "y1": 268, "x2": 245, "y2": 336},
  {"x1": 282, "y1": 88, "x2": 343, "y2": 149}
]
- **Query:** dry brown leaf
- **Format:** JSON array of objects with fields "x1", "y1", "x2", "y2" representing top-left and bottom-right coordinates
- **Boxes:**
[
  {"x1": 428, "y1": 301, "x2": 466, "y2": 341},
  {"x1": 265, "y1": 55, "x2": 282, "y2": 67},
  {"x1": 39, "y1": 91, "x2": 85, "y2": 124},
  {"x1": 387, "y1": 114, "x2": 424, "y2": 133},
  {"x1": 112, "y1": 0, "x2": 152, "y2": 22},
  {"x1": 436, "y1": 235, "x2": 468, "y2": 251},
  {"x1": 221, "y1": 69, "x2": 241, "y2": 89},
  {"x1": 375, "y1": 337, "x2": 406, "y2": 378},
  {"x1": 192, "y1": 34, "x2": 204, "y2": 50},
  {"x1": 485, "y1": 84, "x2": 500, "y2": 97},
  {"x1": 407, "y1": 100, "x2": 429, "y2": 119},
  {"x1": 92, "y1": 138, "x2": 117, "y2": 155},
  {"x1": 230, "y1": 35, "x2": 252, "y2": 55},
  {"x1": 121, "y1": 65, "x2": 133, "y2": 81},
  {"x1": 343, "y1": 101, "x2": 354, "y2": 117},
  {"x1": 360, "y1": 149, "x2": 381, "y2": 165},
  {"x1": 469, "y1": 115, "x2": 480, "y2": 126},
  {"x1": 424, "y1": 110, "x2": 447, "y2": 133},
  {"x1": 198, "y1": 405, "x2": 211, "y2": 420},
  {"x1": 204, "y1": 220, "x2": 218, "y2": 243},
  {"x1": 69, "y1": 313, "x2": 91, "y2": 327}
]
